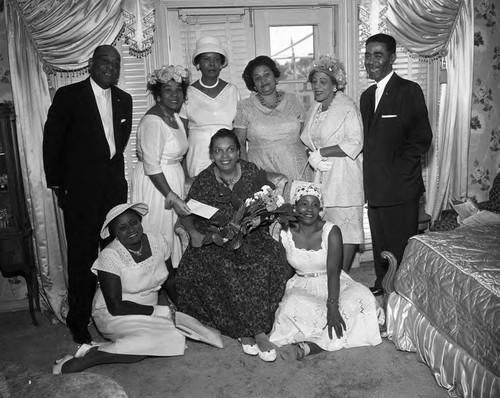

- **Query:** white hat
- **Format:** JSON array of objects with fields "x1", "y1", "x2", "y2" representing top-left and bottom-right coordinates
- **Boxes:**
[
  {"x1": 291, "y1": 182, "x2": 323, "y2": 205},
  {"x1": 192, "y1": 36, "x2": 228, "y2": 68},
  {"x1": 100, "y1": 203, "x2": 149, "y2": 239}
]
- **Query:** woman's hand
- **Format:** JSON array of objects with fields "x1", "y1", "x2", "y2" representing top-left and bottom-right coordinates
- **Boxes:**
[
  {"x1": 326, "y1": 303, "x2": 346, "y2": 339},
  {"x1": 189, "y1": 230, "x2": 206, "y2": 248},
  {"x1": 165, "y1": 191, "x2": 191, "y2": 216}
]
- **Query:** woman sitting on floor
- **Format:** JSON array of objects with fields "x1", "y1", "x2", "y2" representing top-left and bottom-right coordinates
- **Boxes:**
[
  {"x1": 53, "y1": 203, "x2": 186, "y2": 374},
  {"x1": 269, "y1": 184, "x2": 382, "y2": 360},
  {"x1": 176, "y1": 129, "x2": 292, "y2": 362}
]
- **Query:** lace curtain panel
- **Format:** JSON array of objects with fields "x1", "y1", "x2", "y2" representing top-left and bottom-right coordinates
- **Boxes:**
[{"x1": 386, "y1": 0, "x2": 474, "y2": 219}]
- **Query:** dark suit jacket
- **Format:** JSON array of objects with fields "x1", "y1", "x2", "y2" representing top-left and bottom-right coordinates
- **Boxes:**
[
  {"x1": 360, "y1": 73, "x2": 432, "y2": 207},
  {"x1": 43, "y1": 78, "x2": 132, "y2": 208}
]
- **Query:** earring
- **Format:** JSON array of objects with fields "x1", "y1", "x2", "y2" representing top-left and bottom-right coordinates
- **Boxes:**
[
  {"x1": 333, "y1": 88, "x2": 337, "y2": 92},
  {"x1": 196, "y1": 65, "x2": 200, "y2": 71},
  {"x1": 319, "y1": 210, "x2": 325, "y2": 219}
]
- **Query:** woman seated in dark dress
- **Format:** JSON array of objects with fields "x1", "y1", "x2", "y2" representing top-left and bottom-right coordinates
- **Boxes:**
[{"x1": 177, "y1": 129, "x2": 292, "y2": 362}]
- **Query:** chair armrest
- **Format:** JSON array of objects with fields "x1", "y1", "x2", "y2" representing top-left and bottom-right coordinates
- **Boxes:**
[
  {"x1": 267, "y1": 171, "x2": 288, "y2": 198},
  {"x1": 174, "y1": 219, "x2": 190, "y2": 253}
]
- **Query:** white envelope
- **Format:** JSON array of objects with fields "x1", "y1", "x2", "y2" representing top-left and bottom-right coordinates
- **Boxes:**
[{"x1": 186, "y1": 199, "x2": 219, "y2": 219}]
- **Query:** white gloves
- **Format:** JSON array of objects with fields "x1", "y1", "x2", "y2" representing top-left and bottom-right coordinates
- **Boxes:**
[
  {"x1": 308, "y1": 150, "x2": 332, "y2": 172},
  {"x1": 151, "y1": 305, "x2": 172, "y2": 319},
  {"x1": 165, "y1": 191, "x2": 191, "y2": 216}
]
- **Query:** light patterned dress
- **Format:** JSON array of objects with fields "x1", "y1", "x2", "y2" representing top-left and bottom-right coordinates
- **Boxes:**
[
  {"x1": 234, "y1": 92, "x2": 311, "y2": 185},
  {"x1": 91, "y1": 233, "x2": 185, "y2": 356},
  {"x1": 179, "y1": 83, "x2": 240, "y2": 178},
  {"x1": 269, "y1": 222, "x2": 381, "y2": 351},
  {"x1": 131, "y1": 113, "x2": 188, "y2": 268}
]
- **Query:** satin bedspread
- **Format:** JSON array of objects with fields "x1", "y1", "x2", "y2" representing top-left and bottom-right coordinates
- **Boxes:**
[{"x1": 387, "y1": 224, "x2": 500, "y2": 397}]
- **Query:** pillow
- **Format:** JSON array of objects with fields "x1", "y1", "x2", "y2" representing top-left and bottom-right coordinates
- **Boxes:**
[{"x1": 174, "y1": 311, "x2": 224, "y2": 349}]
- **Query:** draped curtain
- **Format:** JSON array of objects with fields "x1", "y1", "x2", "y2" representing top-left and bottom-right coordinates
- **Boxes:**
[
  {"x1": 386, "y1": 0, "x2": 474, "y2": 219},
  {"x1": 5, "y1": 0, "x2": 123, "y2": 322}
]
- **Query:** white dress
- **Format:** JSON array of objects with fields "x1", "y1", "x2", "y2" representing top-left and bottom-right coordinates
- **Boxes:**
[
  {"x1": 131, "y1": 113, "x2": 188, "y2": 268},
  {"x1": 91, "y1": 233, "x2": 186, "y2": 356},
  {"x1": 179, "y1": 83, "x2": 240, "y2": 177},
  {"x1": 269, "y1": 222, "x2": 382, "y2": 351}
]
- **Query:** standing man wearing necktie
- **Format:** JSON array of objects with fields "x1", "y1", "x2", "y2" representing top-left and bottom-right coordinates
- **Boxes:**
[
  {"x1": 43, "y1": 45, "x2": 133, "y2": 344},
  {"x1": 360, "y1": 34, "x2": 432, "y2": 296}
]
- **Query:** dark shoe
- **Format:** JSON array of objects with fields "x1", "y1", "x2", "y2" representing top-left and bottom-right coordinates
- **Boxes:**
[
  {"x1": 369, "y1": 287, "x2": 384, "y2": 296},
  {"x1": 70, "y1": 327, "x2": 92, "y2": 344}
]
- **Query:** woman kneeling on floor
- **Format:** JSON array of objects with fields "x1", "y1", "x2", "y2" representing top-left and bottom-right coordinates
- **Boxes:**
[
  {"x1": 269, "y1": 184, "x2": 382, "y2": 360},
  {"x1": 54, "y1": 203, "x2": 187, "y2": 374}
]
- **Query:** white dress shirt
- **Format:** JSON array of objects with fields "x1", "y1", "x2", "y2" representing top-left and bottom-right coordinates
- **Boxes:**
[
  {"x1": 375, "y1": 71, "x2": 394, "y2": 111},
  {"x1": 91, "y1": 78, "x2": 115, "y2": 158}
]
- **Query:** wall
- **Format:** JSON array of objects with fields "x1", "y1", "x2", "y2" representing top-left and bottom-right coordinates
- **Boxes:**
[
  {"x1": 469, "y1": 0, "x2": 500, "y2": 201},
  {"x1": 0, "y1": 7, "x2": 28, "y2": 311}
]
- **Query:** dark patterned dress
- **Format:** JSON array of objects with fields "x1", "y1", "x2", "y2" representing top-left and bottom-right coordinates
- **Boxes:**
[{"x1": 177, "y1": 160, "x2": 292, "y2": 338}]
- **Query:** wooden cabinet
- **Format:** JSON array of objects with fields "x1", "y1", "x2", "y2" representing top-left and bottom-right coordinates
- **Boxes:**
[{"x1": 0, "y1": 103, "x2": 39, "y2": 325}]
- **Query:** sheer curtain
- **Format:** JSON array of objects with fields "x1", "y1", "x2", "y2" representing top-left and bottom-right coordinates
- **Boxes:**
[
  {"x1": 5, "y1": 0, "x2": 123, "y2": 322},
  {"x1": 386, "y1": 0, "x2": 474, "y2": 219}
]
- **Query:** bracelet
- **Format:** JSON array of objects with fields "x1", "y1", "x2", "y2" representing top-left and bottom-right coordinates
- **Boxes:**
[{"x1": 326, "y1": 297, "x2": 339, "y2": 307}]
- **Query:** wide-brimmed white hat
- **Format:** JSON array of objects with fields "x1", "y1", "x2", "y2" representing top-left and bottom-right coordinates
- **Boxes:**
[
  {"x1": 192, "y1": 36, "x2": 228, "y2": 68},
  {"x1": 100, "y1": 202, "x2": 149, "y2": 239}
]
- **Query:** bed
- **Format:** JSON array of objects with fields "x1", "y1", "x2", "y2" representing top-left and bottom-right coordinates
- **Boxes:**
[{"x1": 385, "y1": 223, "x2": 500, "y2": 397}]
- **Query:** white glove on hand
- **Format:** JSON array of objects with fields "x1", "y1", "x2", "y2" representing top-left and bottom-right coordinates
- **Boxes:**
[
  {"x1": 308, "y1": 150, "x2": 332, "y2": 172},
  {"x1": 152, "y1": 305, "x2": 172, "y2": 319}
]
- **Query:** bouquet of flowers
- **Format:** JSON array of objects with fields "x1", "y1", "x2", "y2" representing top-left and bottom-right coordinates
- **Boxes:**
[{"x1": 202, "y1": 184, "x2": 296, "y2": 251}]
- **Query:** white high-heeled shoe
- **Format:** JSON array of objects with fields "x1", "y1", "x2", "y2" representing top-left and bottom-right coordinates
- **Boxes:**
[
  {"x1": 52, "y1": 355, "x2": 74, "y2": 374},
  {"x1": 258, "y1": 348, "x2": 277, "y2": 362},
  {"x1": 237, "y1": 338, "x2": 259, "y2": 356}
]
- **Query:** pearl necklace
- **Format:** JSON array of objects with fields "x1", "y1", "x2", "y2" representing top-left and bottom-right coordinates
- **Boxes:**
[
  {"x1": 314, "y1": 101, "x2": 333, "y2": 125},
  {"x1": 157, "y1": 103, "x2": 176, "y2": 124},
  {"x1": 199, "y1": 78, "x2": 219, "y2": 89},
  {"x1": 127, "y1": 240, "x2": 143, "y2": 256}
]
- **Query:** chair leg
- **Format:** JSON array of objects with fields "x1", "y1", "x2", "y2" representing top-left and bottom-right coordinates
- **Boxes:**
[{"x1": 22, "y1": 270, "x2": 38, "y2": 326}]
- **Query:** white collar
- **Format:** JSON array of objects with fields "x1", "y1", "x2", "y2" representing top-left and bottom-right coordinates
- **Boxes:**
[
  {"x1": 90, "y1": 77, "x2": 110, "y2": 96},
  {"x1": 376, "y1": 71, "x2": 394, "y2": 92}
]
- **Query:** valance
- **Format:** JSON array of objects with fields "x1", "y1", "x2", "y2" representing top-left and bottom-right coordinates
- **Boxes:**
[
  {"x1": 386, "y1": 0, "x2": 468, "y2": 61},
  {"x1": 6, "y1": 0, "x2": 156, "y2": 76}
]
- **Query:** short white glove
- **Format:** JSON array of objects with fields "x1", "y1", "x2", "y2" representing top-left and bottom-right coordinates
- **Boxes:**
[
  {"x1": 151, "y1": 305, "x2": 172, "y2": 319},
  {"x1": 308, "y1": 150, "x2": 332, "y2": 172}
]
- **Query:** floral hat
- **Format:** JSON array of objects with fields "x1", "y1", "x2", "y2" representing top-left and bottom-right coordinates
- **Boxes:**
[
  {"x1": 292, "y1": 182, "x2": 323, "y2": 205},
  {"x1": 308, "y1": 54, "x2": 347, "y2": 90},
  {"x1": 146, "y1": 65, "x2": 189, "y2": 92}
]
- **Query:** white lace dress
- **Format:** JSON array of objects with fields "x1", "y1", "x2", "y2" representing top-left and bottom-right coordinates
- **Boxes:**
[
  {"x1": 91, "y1": 233, "x2": 185, "y2": 356},
  {"x1": 269, "y1": 222, "x2": 382, "y2": 351}
]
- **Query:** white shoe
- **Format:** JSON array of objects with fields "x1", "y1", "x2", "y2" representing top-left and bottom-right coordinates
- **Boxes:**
[
  {"x1": 238, "y1": 338, "x2": 259, "y2": 356},
  {"x1": 74, "y1": 342, "x2": 99, "y2": 358},
  {"x1": 258, "y1": 348, "x2": 277, "y2": 362},
  {"x1": 52, "y1": 355, "x2": 74, "y2": 374}
]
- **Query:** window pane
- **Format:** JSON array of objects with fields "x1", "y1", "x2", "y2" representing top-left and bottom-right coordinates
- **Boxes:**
[{"x1": 269, "y1": 26, "x2": 315, "y2": 109}]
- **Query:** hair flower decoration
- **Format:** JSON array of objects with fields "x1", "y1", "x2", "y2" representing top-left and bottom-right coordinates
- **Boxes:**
[
  {"x1": 309, "y1": 54, "x2": 347, "y2": 90},
  {"x1": 147, "y1": 65, "x2": 190, "y2": 91}
]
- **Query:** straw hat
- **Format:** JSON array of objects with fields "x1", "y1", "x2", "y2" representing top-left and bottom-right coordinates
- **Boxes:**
[
  {"x1": 100, "y1": 203, "x2": 149, "y2": 239},
  {"x1": 192, "y1": 36, "x2": 228, "y2": 67}
]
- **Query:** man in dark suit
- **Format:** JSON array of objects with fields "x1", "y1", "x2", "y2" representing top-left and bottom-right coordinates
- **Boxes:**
[
  {"x1": 43, "y1": 45, "x2": 132, "y2": 343},
  {"x1": 360, "y1": 34, "x2": 432, "y2": 296}
]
